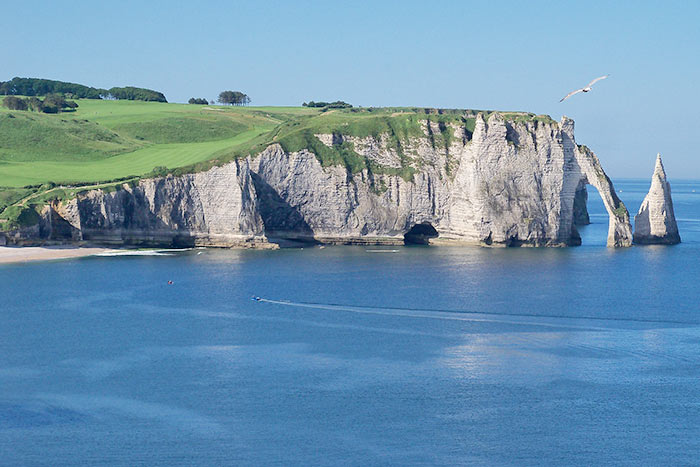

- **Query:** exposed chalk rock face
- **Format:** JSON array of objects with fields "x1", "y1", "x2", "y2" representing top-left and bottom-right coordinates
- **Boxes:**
[
  {"x1": 38, "y1": 200, "x2": 82, "y2": 241},
  {"x1": 5, "y1": 113, "x2": 633, "y2": 248},
  {"x1": 571, "y1": 146, "x2": 633, "y2": 247},
  {"x1": 633, "y1": 154, "x2": 680, "y2": 245},
  {"x1": 61, "y1": 160, "x2": 267, "y2": 247},
  {"x1": 573, "y1": 182, "x2": 590, "y2": 226},
  {"x1": 249, "y1": 114, "x2": 630, "y2": 247},
  {"x1": 251, "y1": 144, "x2": 448, "y2": 244}
]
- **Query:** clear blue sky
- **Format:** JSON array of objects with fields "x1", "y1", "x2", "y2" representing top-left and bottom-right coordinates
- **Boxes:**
[{"x1": 3, "y1": 0, "x2": 699, "y2": 178}]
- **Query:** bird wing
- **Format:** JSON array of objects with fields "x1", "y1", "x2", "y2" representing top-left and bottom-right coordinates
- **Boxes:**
[
  {"x1": 586, "y1": 74, "x2": 609, "y2": 88},
  {"x1": 560, "y1": 88, "x2": 584, "y2": 102}
]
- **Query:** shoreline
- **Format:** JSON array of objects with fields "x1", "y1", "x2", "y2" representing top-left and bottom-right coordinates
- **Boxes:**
[{"x1": 0, "y1": 246, "x2": 119, "y2": 264}]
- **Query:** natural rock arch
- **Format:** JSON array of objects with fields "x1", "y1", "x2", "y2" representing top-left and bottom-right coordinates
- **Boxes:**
[{"x1": 559, "y1": 118, "x2": 632, "y2": 247}]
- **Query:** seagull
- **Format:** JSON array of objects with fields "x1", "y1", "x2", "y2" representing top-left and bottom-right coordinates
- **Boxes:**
[{"x1": 560, "y1": 75, "x2": 609, "y2": 102}]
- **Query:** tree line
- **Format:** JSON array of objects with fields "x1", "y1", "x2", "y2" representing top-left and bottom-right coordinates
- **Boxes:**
[
  {"x1": 188, "y1": 92, "x2": 251, "y2": 106},
  {"x1": 302, "y1": 100, "x2": 352, "y2": 109},
  {"x1": 105, "y1": 87, "x2": 167, "y2": 102},
  {"x1": 0, "y1": 77, "x2": 167, "y2": 102},
  {"x1": 2, "y1": 94, "x2": 78, "y2": 113}
]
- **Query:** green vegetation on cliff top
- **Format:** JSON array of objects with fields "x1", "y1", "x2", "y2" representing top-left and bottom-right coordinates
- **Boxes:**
[{"x1": 0, "y1": 99, "x2": 553, "y2": 228}]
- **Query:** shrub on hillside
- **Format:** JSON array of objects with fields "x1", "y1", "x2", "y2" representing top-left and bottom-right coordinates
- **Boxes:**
[
  {"x1": 41, "y1": 104, "x2": 59, "y2": 114},
  {"x1": 2, "y1": 94, "x2": 78, "y2": 113},
  {"x1": 2, "y1": 96, "x2": 27, "y2": 110},
  {"x1": 147, "y1": 166, "x2": 170, "y2": 178},
  {"x1": 44, "y1": 93, "x2": 66, "y2": 109},
  {"x1": 188, "y1": 97, "x2": 208, "y2": 105},
  {"x1": 27, "y1": 97, "x2": 43, "y2": 112}
]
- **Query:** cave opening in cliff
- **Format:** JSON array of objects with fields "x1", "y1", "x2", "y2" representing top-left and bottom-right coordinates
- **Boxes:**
[{"x1": 404, "y1": 223, "x2": 439, "y2": 245}]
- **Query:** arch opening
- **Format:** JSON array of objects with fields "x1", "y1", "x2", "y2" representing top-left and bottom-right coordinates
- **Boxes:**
[
  {"x1": 404, "y1": 223, "x2": 439, "y2": 245},
  {"x1": 573, "y1": 183, "x2": 612, "y2": 247}
]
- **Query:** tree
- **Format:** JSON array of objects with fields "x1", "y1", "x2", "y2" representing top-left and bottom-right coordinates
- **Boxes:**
[
  {"x1": 218, "y1": 90, "x2": 250, "y2": 106},
  {"x1": 42, "y1": 94, "x2": 78, "y2": 112},
  {"x1": 188, "y1": 97, "x2": 208, "y2": 104},
  {"x1": 27, "y1": 97, "x2": 43, "y2": 112},
  {"x1": 2, "y1": 96, "x2": 27, "y2": 110},
  {"x1": 218, "y1": 91, "x2": 235, "y2": 105},
  {"x1": 233, "y1": 91, "x2": 250, "y2": 106},
  {"x1": 41, "y1": 103, "x2": 59, "y2": 114},
  {"x1": 44, "y1": 93, "x2": 66, "y2": 109}
]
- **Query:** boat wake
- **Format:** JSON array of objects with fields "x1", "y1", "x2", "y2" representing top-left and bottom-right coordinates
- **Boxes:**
[
  {"x1": 252, "y1": 298, "x2": 699, "y2": 331},
  {"x1": 252, "y1": 298, "x2": 699, "y2": 362}
]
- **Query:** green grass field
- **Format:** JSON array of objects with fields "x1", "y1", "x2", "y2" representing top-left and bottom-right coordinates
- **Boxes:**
[
  {"x1": 0, "y1": 98, "x2": 549, "y2": 228},
  {"x1": 0, "y1": 99, "x2": 306, "y2": 186},
  {"x1": 0, "y1": 128, "x2": 271, "y2": 186}
]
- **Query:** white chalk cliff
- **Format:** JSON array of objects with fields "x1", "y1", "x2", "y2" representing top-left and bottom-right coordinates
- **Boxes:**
[
  {"x1": 7, "y1": 113, "x2": 634, "y2": 248},
  {"x1": 633, "y1": 154, "x2": 680, "y2": 245}
]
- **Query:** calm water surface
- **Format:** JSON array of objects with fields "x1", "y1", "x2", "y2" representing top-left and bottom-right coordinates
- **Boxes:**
[{"x1": 1, "y1": 180, "x2": 700, "y2": 465}]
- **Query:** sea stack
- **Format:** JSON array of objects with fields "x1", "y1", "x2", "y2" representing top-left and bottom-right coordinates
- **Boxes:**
[{"x1": 633, "y1": 154, "x2": 680, "y2": 245}]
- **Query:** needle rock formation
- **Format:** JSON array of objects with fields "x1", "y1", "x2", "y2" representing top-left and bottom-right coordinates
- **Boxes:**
[{"x1": 633, "y1": 154, "x2": 681, "y2": 245}]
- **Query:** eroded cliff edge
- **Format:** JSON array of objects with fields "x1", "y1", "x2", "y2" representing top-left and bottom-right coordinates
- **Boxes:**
[{"x1": 2, "y1": 113, "x2": 633, "y2": 248}]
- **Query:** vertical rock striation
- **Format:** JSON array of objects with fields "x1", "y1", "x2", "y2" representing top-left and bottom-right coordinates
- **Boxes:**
[
  {"x1": 35, "y1": 160, "x2": 268, "y2": 247},
  {"x1": 633, "y1": 154, "x2": 680, "y2": 245}
]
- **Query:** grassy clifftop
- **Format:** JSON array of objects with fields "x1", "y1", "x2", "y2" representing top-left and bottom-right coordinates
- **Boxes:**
[
  {"x1": 0, "y1": 99, "x2": 553, "y2": 229},
  {"x1": 0, "y1": 100, "x2": 290, "y2": 187}
]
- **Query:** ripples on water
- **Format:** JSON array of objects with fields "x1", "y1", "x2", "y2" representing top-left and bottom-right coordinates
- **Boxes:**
[{"x1": 1, "y1": 180, "x2": 700, "y2": 465}]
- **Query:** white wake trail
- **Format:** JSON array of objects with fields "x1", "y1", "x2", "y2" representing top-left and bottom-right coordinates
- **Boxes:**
[{"x1": 255, "y1": 298, "x2": 614, "y2": 332}]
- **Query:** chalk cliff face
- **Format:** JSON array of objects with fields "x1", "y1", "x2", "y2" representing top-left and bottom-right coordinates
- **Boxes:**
[
  {"x1": 633, "y1": 154, "x2": 680, "y2": 245},
  {"x1": 27, "y1": 161, "x2": 269, "y2": 247},
  {"x1": 13, "y1": 113, "x2": 633, "y2": 248}
]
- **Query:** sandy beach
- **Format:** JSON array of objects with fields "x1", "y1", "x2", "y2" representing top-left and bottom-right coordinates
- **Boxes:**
[{"x1": 0, "y1": 246, "x2": 117, "y2": 264}]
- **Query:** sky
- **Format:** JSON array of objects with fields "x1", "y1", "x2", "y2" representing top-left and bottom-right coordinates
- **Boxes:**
[{"x1": 2, "y1": 0, "x2": 699, "y2": 178}]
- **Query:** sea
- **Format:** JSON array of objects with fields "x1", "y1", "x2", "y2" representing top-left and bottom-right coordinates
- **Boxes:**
[{"x1": 1, "y1": 179, "x2": 700, "y2": 466}]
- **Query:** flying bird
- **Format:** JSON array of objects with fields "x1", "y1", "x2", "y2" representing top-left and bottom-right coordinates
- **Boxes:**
[{"x1": 560, "y1": 75, "x2": 609, "y2": 102}]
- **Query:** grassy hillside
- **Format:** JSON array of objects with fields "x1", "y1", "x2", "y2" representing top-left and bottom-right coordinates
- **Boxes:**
[
  {"x1": 0, "y1": 100, "x2": 293, "y2": 187},
  {"x1": 0, "y1": 99, "x2": 551, "y2": 229}
]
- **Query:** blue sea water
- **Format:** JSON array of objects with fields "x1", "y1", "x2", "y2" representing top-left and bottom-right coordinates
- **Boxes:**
[{"x1": 1, "y1": 179, "x2": 700, "y2": 466}]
